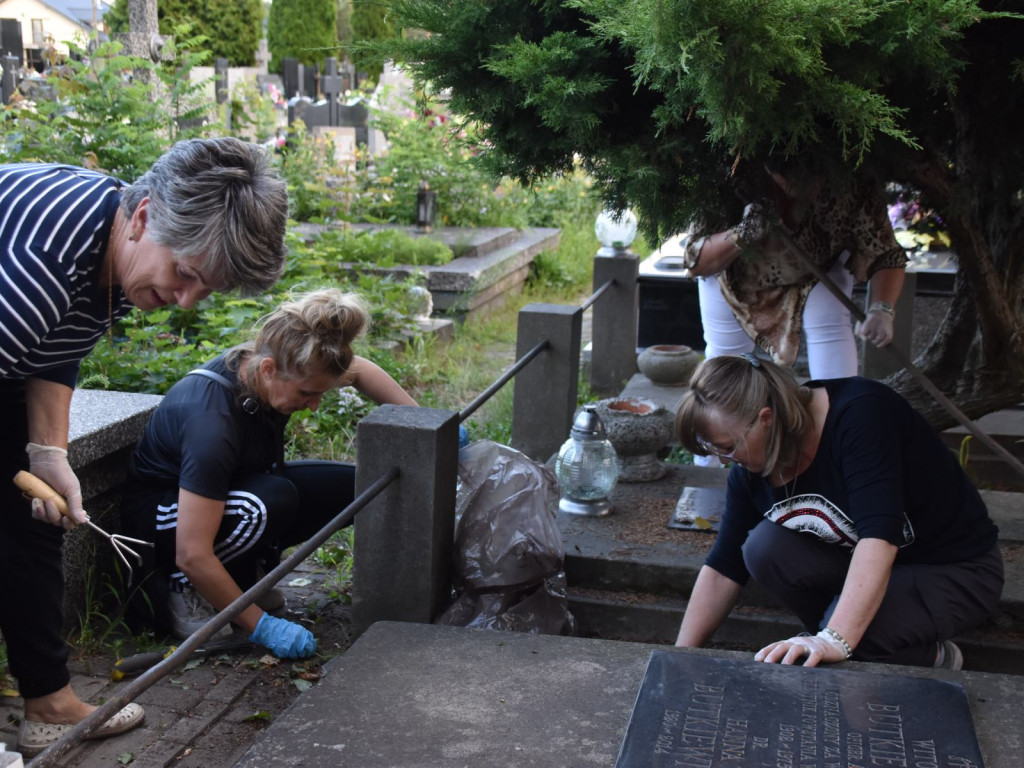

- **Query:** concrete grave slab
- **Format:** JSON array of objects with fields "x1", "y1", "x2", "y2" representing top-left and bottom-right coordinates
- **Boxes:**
[{"x1": 234, "y1": 621, "x2": 1024, "y2": 768}]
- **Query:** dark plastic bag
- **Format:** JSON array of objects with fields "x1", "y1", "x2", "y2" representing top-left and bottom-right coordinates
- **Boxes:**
[{"x1": 436, "y1": 441, "x2": 576, "y2": 635}]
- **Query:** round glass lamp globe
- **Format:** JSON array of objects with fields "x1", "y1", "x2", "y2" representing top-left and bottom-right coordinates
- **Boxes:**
[{"x1": 595, "y1": 209, "x2": 638, "y2": 249}]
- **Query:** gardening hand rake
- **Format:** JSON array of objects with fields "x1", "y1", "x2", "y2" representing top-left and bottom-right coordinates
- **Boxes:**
[{"x1": 14, "y1": 470, "x2": 154, "y2": 580}]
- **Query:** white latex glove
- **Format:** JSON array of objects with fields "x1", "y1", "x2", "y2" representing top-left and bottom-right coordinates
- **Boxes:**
[
  {"x1": 855, "y1": 309, "x2": 895, "y2": 347},
  {"x1": 754, "y1": 631, "x2": 849, "y2": 667},
  {"x1": 26, "y1": 443, "x2": 86, "y2": 528}
]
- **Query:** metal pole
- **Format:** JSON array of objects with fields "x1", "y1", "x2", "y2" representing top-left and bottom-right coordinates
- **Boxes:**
[
  {"x1": 769, "y1": 223, "x2": 1024, "y2": 483},
  {"x1": 28, "y1": 467, "x2": 399, "y2": 767},
  {"x1": 459, "y1": 339, "x2": 548, "y2": 422}
]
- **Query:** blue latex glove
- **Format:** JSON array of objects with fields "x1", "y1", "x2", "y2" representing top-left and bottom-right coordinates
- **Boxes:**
[
  {"x1": 458, "y1": 424, "x2": 470, "y2": 449},
  {"x1": 249, "y1": 613, "x2": 317, "y2": 659}
]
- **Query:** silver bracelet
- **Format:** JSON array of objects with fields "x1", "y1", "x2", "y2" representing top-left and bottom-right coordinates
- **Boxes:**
[
  {"x1": 818, "y1": 627, "x2": 853, "y2": 659},
  {"x1": 868, "y1": 300, "x2": 895, "y2": 318}
]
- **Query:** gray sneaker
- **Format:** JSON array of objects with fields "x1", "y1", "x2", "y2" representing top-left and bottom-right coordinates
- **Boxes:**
[
  {"x1": 167, "y1": 588, "x2": 235, "y2": 642},
  {"x1": 935, "y1": 640, "x2": 964, "y2": 670}
]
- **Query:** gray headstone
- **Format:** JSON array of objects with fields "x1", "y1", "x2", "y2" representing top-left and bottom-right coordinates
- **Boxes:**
[
  {"x1": 615, "y1": 650, "x2": 984, "y2": 768},
  {"x1": 282, "y1": 57, "x2": 302, "y2": 98}
]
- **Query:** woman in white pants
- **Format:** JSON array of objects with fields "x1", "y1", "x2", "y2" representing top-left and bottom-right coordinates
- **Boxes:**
[{"x1": 682, "y1": 164, "x2": 906, "y2": 466}]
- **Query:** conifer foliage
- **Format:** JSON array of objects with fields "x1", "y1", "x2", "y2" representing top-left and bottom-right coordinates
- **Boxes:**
[
  {"x1": 105, "y1": 0, "x2": 263, "y2": 66},
  {"x1": 268, "y1": 0, "x2": 339, "y2": 72},
  {"x1": 382, "y1": 0, "x2": 1024, "y2": 425}
]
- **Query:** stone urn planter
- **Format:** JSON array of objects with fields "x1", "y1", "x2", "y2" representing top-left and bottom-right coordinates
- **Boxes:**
[
  {"x1": 592, "y1": 396, "x2": 673, "y2": 482},
  {"x1": 636, "y1": 344, "x2": 701, "y2": 386}
]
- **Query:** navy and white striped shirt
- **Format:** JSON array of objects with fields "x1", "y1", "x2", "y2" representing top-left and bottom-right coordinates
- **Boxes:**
[{"x1": 0, "y1": 163, "x2": 134, "y2": 387}]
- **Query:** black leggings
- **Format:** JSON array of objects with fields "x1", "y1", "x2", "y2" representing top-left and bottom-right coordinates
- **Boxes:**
[{"x1": 121, "y1": 461, "x2": 354, "y2": 611}]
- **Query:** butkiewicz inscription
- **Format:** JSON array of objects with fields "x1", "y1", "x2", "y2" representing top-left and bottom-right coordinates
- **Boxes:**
[{"x1": 615, "y1": 651, "x2": 984, "y2": 768}]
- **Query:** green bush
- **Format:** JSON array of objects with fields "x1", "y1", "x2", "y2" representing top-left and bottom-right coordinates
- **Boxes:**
[
  {"x1": 272, "y1": 120, "x2": 344, "y2": 222},
  {"x1": 313, "y1": 228, "x2": 453, "y2": 267},
  {"x1": 267, "y1": 0, "x2": 337, "y2": 72},
  {"x1": 351, "y1": 108, "x2": 529, "y2": 228},
  {"x1": 228, "y1": 77, "x2": 283, "y2": 145},
  {"x1": 0, "y1": 29, "x2": 213, "y2": 178}
]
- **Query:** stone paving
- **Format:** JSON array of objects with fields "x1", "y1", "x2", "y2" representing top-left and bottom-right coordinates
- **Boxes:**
[{"x1": 0, "y1": 559, "x2": 353, "y2": 767}]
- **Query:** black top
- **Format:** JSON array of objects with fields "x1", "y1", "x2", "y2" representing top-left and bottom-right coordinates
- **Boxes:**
[
  {"x1": 126, "y1": 350, "x2": 288, "y2": 500},
  {"x1": 706, "y1": 377, "x2": 998, "y2": 585}
]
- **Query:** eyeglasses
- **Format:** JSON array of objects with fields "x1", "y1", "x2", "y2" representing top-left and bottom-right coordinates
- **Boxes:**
[{"x1": 697, "y1": 417, "x2": 757, "y2": 462}]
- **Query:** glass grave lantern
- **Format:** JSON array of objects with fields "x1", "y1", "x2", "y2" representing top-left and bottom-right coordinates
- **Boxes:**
[
  {"x1": 554, "y1": 405, "x2": 620, "y2": 517},
  {"x1": 594, "y1": 208, "x2": 638, "y2": 253}
]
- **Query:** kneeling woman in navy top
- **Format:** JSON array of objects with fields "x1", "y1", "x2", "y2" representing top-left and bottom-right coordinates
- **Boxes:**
[
  {"x1": 673, "y1": 353, "x2": 1003, "y2": 669},
  {"x1": 121, "y1": 288, "x2": 417, "y2": 658}
]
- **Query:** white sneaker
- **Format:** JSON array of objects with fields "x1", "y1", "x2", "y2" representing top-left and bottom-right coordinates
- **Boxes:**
[{"x1": 167, "y1": 588, "x2": 234, "y2": 642}]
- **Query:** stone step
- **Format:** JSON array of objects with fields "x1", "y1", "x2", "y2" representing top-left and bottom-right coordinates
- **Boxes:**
[
  {"x1": 558, "y1": 462, "x2": 1024, "y2": 675},
  {"x1": 424, "y1": 226, "x2": 562, "y2": 317},
  {"x1": 559, "y1": 465, "x2": 1024, "y2": 616},
  {"x1": 564, "y1": 538, "x2": 1024, "y2": 629},
  {"x1": 941, "y1": 404, "x2": 1024, "y2": 491},
  {"x1": 292, "y1": 222, "x2": 523, "y2": 259},
  {"x1": 567, "y1": 588, "x2": 1024, "y2": 676},
  {"x1": 291, "y1": 223, "x2": 561, "y2": 320}
]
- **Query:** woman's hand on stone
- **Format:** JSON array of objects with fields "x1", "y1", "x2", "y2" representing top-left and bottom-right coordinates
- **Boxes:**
[{"x1": 754, "y1": 633, "x2": 847, "y2": 667}]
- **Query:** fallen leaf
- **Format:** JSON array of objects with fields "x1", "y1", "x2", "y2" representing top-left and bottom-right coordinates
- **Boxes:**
[
  {"x1": 293, "y1": 678, "x2": 313, "y2": 692},
  {"x1": 694, "y1": 516, "x2": 713, "y2": 530},
  {"x1": 243, "y1": 711, "x2": 272, "y2": 723},
  {"x1": 1, "y1": 689, "x2": 19, "y2": 698},
  {"x1": 259, "y1": 654, "x2": 280, "y2": 667},
  {"x1": 287, "y1": 577, "x2": 312, "y2": 587},
  {"x1": 117, "y1": 752, "x2": 134, "y2": 765},
  {"x1": 297, "y1": 670, "x2": 321, "y2": 682}
]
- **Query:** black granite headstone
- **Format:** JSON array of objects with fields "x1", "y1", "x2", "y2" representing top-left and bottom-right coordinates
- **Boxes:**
[{"x1": 616, "y1": 650, "x2": 984, "y2": 768}]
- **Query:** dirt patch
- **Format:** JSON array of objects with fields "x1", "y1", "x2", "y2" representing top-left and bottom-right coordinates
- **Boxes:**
[
  {"x1": 609, "y1": 497, "x2": 716, "y2": 553},
  {"x1": 1000, "y1": 541, "x2": 1022, "y2": 563},
  {"x1": 0, "y1": 558, "x2": 359, "y2": 768}
]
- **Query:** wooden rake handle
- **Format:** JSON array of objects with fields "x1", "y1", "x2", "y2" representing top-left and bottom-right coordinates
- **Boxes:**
[{"x1": 13, "y1": 469, "x2": 71, "y2": 517}]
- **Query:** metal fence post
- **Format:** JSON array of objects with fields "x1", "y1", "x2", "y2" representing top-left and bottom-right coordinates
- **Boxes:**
[
  {"x1": 590, "y1": 247, "x2": 639, "y2": 395},
  {"x1": 351, "y1": 405, "x2": 459, "y2": 638},
  {"x1": 511, "y1": 303, "x2": 581, "y2": 462}
]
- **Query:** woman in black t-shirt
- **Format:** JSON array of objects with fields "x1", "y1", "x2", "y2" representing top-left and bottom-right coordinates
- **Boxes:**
[
  {"x1": 121, "y1": 288, "x2": 417, "y2": 659},
  {"x1": 672, "y1": 353, "x2": 1002, "y2": 669}
]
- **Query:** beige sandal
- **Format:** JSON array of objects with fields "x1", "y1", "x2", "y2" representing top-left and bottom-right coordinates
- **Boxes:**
[{"x1": 17, "y1": 702, "x2": 145, "y2": 757}]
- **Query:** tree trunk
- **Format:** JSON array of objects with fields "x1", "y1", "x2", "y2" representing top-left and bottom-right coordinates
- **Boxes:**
[
  {"x1": 126, "y1": 0, "x2": 160, "y2": 83},
  {"x1": 887, "y1": 14, "x2": 1024, "y2": 431}
]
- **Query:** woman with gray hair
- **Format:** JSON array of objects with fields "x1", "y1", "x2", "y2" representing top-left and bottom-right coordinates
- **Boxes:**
[
  {"x1": 673, "y1": 354, "x2": 1002, "y2": 670},
  {"x1": 0, "y1": 137, "x2": 288, "y2": 756},
  {"x1": 120, "y1": 289, "x2": 417, "y2": 660}
]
